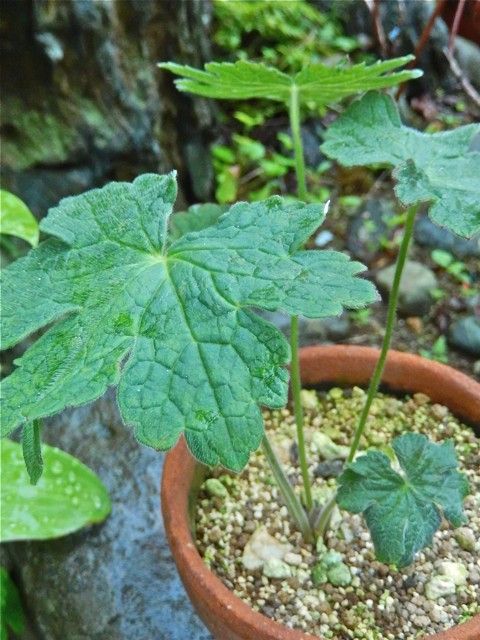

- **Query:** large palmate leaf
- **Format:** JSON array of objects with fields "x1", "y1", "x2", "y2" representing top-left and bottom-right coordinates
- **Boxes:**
[
  {"x1": 0, "y1": 173, "x2": 377, "y2": 471},
  {"x1": 322, "y1": 91, "x2": 480, "y2": 238},
  {"x1": 337, "y1": 433, "x2": 469, "y2": 567},
  {"x1": 159, "y1": 56, "x2": 421, "y2": 108},
  {"x1": 0, "y1": 439, "x2": 110, "y2": 542}
]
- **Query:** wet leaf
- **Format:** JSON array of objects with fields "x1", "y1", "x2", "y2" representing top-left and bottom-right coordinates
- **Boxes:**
[
  {"x1": 0, "y1": 189, "x2": 39, "y2": 247},
  {"x1": 0, "y1": 439, "x2": 111, "y2": 542}
]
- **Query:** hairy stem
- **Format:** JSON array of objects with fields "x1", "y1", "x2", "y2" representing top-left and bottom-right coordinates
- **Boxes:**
[
  {"x1": 346, "y1": 202, "x2": 419, "y2": 464},
  {"x1": 287, "y1": 85, "x2": 313, "y2": 514},
  {"x1": 262, "y1": 435, "x2": 313, "y2": 542},
  {"x1": 289, "y1": 85, "x2": 308, "y2": 200},
  {"x1": 290, "y1": 315, "x2": 313, "y2": 511}
]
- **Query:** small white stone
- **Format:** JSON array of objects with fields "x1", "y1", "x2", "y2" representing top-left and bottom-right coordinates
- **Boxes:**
[
  {"x1": 437, "y1": 561, "x2": 468, "y2": 586},
  {"x1": 311, "y1": 432, "x2": 349, "y2": 460},
  {"x1": 241, "y1": 526, "x2": 292, "y2": 571},
  {"x1": 284, "y1": 552, "x2": 302, "y2": 566},
  {"x1": 425, "y1": 575, "x2": 456, "y2": 600},
  {"x1": 300, "y1": 389, "x2": 318, "y2": 410}
]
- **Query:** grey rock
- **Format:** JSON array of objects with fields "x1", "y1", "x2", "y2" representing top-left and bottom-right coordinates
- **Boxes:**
[
  {"x1": 1, "y1": 0, "x2": 215, "y2": 214},
  {"x1": 302, "y1": 313, "x2": 351, "y2": 344},
  {"x1": 376, "y1": 260, "x2": 438, "y2": 316},
  {"x1": 414, "y1": 215, "x2": 480, "y2": 259},
  {"x1": 448, "y1": 316, "x2": 480, "y2": 356},
  {"x1": 347, "y1": 198, "x2": 392, "y2": 263},
  {"x1": 313, "y1": 459, "x2": 344, "y2": 479},
  {"x1": 4, "y1": 394, "x2": 211, "y2": 640}
]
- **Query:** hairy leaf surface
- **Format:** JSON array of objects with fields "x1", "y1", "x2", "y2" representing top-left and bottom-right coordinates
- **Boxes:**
[
  {"x1": 1, "y1": 173, "x2": 377, "y2": 470},
  {"x1": 159, "y1": 57, "x2": 421, "y2": 108},
  {"x1": 322, "y1": 91, "x2": 480, "y2": 238},
  {"x1": 0, "y1": 439, "x2": 111, "y2": 542},
  {"x1": 337, "y1": 433, "x2": 469, "y2": 567}
]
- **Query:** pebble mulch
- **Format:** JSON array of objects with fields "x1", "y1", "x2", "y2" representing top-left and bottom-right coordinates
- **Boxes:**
[{"x1": 195, "y1": 388, "x2": 480, "y2": 639}]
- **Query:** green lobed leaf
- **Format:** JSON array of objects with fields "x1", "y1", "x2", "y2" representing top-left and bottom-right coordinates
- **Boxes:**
[
  {"x1": 170, "y1": 203, "x2": 228, "y2": 240},
  {"x1": 0, "y1": 173, "x2": 377, "y2": 471},
  {"x1": 159, "y1": 56, "x2": 421, "y2": 108},
  {"x1": 0, "y1": 567, "x2": 25, "y2": 640},
  {"x1": 0, "y1": 189, "x2": 39, "y2": 247},
  {"x1": 22, "y1": 419, "x2": 43, "y2": 485},
  {"x1": 336, "y1": 433, "x2": 469, "y2": 567},
  {"x1": 321, "y1": 91, "x2": 480, "y2": 238},
  {"x1": 0, "y1": 439, "x2": 111, "y2": 542}
]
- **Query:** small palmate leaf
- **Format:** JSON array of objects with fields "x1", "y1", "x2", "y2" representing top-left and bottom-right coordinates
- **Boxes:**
[
  {"x1": 159, "y1": 56, "x2": 421, "y2": 108},
  {"x1": 22, "y1": 419, "x2": 43, "y2": 485},
  {"x1": 0, "y1": 189, "x2": 39, "y2": 247},
  {"x1": 337, "y1": 433, "x2": 469, "y2": 567},
  {"x1": 0, "y1": 173, "x2": 377, "y2": 471},
  {"x1": 321, "y1": 91, "x2": 480, "y2": 238},
  {"x1": 170, "y1": 202, "x2": 228, "y2": 240},
  {"x1": 0, "y1": 439, "x2": 111, "y2": 542}
]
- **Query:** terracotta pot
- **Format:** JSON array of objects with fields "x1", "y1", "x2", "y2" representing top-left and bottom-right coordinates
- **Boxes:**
[{"x1": 162, "y1": 345, "x2": 480, "y2": 640}]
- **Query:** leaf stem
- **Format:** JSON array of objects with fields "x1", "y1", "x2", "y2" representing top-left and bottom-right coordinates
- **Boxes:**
[
  {"x1": 290, "y1": 315, "x2": 313, "y2": 511},
  {"x1": 288, "y1": 84, "x2": 313, "y2": 514},
  {"x1": 261, "y1": 435, "x2": 313, "y2": 542},
  {"x1": 289, "y1": 85, "x2": 308, "y2": 200},
  {"x1": 314, "y1": 493, "x2": 337, "y2": 538},
  {"x1": 346, "y1": 202, "x2": 419, "y2": 465}
]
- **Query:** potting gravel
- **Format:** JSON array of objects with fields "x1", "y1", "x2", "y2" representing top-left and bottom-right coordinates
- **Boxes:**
[{"x1": 195, "y1": 387, "x2": 480, "y2": 640}]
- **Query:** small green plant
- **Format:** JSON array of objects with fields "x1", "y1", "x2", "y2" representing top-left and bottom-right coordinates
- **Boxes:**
[
  {"x1": 420, "y1": 335, "x2": 449, "y2": 364},
  {"x1": 213, "y1": 0, "x2": 358, "y2": 71},
  {"x1": 431, "y1": 249, "x2": 471, "y2": 285},
  {"x1": 0, "y1": 56, "x2": 475, "y2": 608}
]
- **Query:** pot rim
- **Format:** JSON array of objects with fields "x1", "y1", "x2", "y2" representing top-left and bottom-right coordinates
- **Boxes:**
[{"x1": 161, "y1": 345, "x2": 480, "y2": 640}]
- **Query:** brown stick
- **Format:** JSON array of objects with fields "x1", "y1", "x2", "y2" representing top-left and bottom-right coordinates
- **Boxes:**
[
  {"x1": 448, "y1": 0, "x2": 467, "y2": 53},
  {"x1": 396, "y1": 0, "x2": 447, "y2": 99},
  {"x1": 443, "y1": 46, "x2": 480, "y2": 108}
]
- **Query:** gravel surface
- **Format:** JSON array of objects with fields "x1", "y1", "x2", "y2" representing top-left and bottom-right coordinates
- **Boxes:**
[{"x1": 195, "y1": 388, "x2": 480, "y2": 639}]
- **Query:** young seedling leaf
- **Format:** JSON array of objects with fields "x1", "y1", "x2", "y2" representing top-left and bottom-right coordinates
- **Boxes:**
[
  {"x1": 0, "y1": 173, "x2": 377, "y2": 471},
  {"x1": 170, "y1": 203, "x2": 228, "y2": 240},
  {"x1": 321, "y1": 91, "x2": 480, "y2": 238},
  {"x1": 22, "y1": 419, "x2": 43, "y2": 485},
  {"x1": 159, "y1": 56, "x2": 421, "y2": 108},
  {"x1": 0, "y1": 439, "x2": 111, "y2": 542},
  {"x1": 336, "y1": 433, "x2": 469, "y2": 567},
  {"x1": 0, "y1": 567, "x2": 25, "y2": 638},
  {"x1": 0, "y1": 189, "x2": 39, "y2": 247}
]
